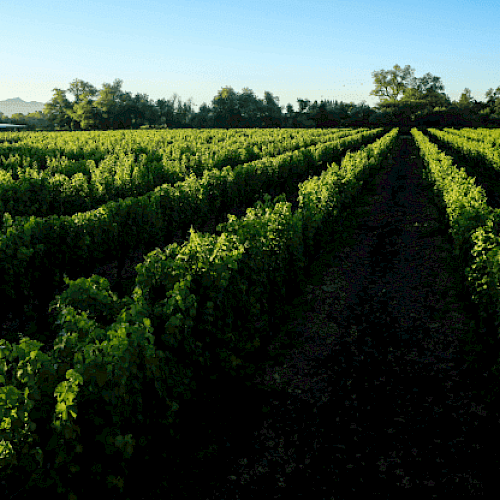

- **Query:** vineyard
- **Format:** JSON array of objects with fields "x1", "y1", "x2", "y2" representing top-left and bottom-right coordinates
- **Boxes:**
[{"x1": 1, "y1": 127, "x2": 500, "y2": 498}]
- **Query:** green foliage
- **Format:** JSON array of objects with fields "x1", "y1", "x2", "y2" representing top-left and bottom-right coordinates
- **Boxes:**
[
  {"x1": 411, "y1": 127, "x2": 500, "y2": 403},
  {"x1": 43, "y1": 89, "x2": 73, "y2": 130},
  {"x1": 0, "y1": 128, "x2": 372, "y2": 308},
  {"x1": 1, "y1": 127, "x2": 399, "y2": 497},
  {"x1": 370, "y1": 64, "x2": 416, "y2": 102}
]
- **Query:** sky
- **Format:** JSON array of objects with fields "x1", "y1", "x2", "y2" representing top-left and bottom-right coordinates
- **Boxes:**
[{"x1": 2, "y1": 0, "x2": 499, "y2": 111}]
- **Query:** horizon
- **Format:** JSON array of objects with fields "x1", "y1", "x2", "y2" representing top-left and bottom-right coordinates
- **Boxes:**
[
  {"x1": 0, "y1": 97, "x2": 47, "y2": 104},
  {"x1": 2, "y1": 0, "x2": 499, "y2": 111}
]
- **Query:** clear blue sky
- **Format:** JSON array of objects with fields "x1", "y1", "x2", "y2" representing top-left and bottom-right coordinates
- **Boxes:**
[{"x1": 2, "y1": 0, "x2": 499, "y2": 111}]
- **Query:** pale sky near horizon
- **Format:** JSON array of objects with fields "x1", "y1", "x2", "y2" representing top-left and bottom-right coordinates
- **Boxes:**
[{"x1": 2, "y1": 0, "x2": 499, "y2": 111}]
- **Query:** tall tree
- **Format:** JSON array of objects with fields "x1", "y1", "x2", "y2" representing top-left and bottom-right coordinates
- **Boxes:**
[
  {"x1": 297, "y1": 99, "x2": 310, "y2": 113},
  {"x1": 237, "y1": 88, "x2": 262, "y2": 127},
  {"x1": 68, "y1": 95, "x2": 98, "y2": 130},
  {"x1": 193, "y1": 102, "x2": 213, "y2": 128},
  {"x1": 261, "y1": 91, "x2": 282, "y2": 127},
  {"x1": 94, "y1": 79, "x2": 124, "y2": 129},
  {"x1": 10, "y1": 113, "x2": 26, "y2": 124},
  {"x1": 421, "y1": 88, "x2": 450, "y2": 108},
  {"x1": 113, "y1": 91, "x2": 133, "y2": 129},
  {"x1": 486, "y1": 86, "x2": 500, "y2": 104},
  {"x1": 130, "y1": 93, "x2": 157, "y2": 127},
  {"x1": 155, "y1": 98, "x2": 169, "y2": 126},
  {"x1": 191, "y1": 102, "x2": 212, "y2": 128},
  {"x1": 458, "y1": 88, "x2": 474, "y2": 107},
  {"x1": 65, "y1": 80, "x2": 98, "y2": 130},
  {"x1": 401, "y1": 72, "x2": 448, "y2": 107},
  {"x1": 212, "y1": 86, "x2": 240, "y2": 127},
  {"x1": 176, "y1": 97, "x2": 194, "y2": 126},
  {"x1": 485, "y1": 86, "x2": 500, "y2": 116},
  {"x1": 284, "y1": 103, "x2": 295, "y2": 127},
  {"x1": 159, "y1": 94, "x2": 178, "y2": 126},
  {"x1": 349, "y1": 102, "x2": 375, "y2": 126},
  {"x1": 411, "y1": 72, "x2": 444, "y2": 94},
  {"x1": 44, "y1": 88, "x2": 73, "y2": 129},
  {"x1": 370, "y1": 64, "x2": 415, "y2": 103},
  {"x1": 67, "y1": 79, "x2": 98, "y2": 104},
  {"x1": 25, "y1": 111, "x2": 50, "y2": 130},
  {"x1": 160, "y1": 93, "x2": 188, "y2": 126},
  {"x1": 295, "y1": 98, "x2": 315, "y2": 127},
  {"x1": 309, "y1": 101, "x2": 332, "y2": 127}
]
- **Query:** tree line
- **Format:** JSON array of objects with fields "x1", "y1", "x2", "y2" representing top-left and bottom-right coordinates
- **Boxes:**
[
  {"x1": 2, "y1": 67, "x2": 500, "y2": 131},
  {"x1": 368, "y1": 64, "x2": 500, "y2": 129}
]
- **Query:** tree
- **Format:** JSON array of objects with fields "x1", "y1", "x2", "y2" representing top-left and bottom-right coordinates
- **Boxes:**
[
  {"x1": 175, "y1": 97, "x2": 195, "y2": 126},
  {"x1": 25, "y1": 111, "x2": 51, "y2": 130},
  {"x1": 155, "y1": 98, "x2": 169, "y2": 126},
  {"x1": 68, "y1": 93, "x2": 98, "y2": 130},
  {"x1": 332, "y1": 101, "x2": 351, "y2": 124},
  {"x1": 70, "y1": 98, "x2": 96, "y2": 130},
  {"x1": 297, "y1": 98, "x2": 310, "y2": 113},
  {"x1": 283, "y1": 104, "x2": 295, "y2": 127},
  {"x1": 261, "y1": 91, "x2": 282, "y2": 127},
  {"x1": 113, "y1": 92, "x2": 156, "y2": 129},
  {"x1": 157, "y1": 94, "x2": 178, "y2": 127},
  {"x1": 486, "y1": 86, "x2": 500, "y2": 105},
  {"x1": 10, "y1": 113, "x2": 26, "y2": 124},
  {"x1": 308, "y1": 100, "x2": 319, "y2": 117},
  {"x1": 370, "y1": 64, "x2": 415, "y2": 103},
  {"x1": 309, "y1": 101, "x2": 330, "y2": 127},
  {"x1": 192, "y1": 102, "x2": 213, "y2": 128},
  {"x1": 371, "y1": 66, "x2": 451, "y2": 127},
  {"x1": 399, "y1": 86, "x2": 450, "y2": 125},
  {"x1": 421, "y1": 88, "x2": 450, "y2": 107},
  {"x1": 94, "y1": 79, "x2": 124, "y2": 129},
  {"x1": 349, "y1": 102, "x2": 375, "y2": 126},
  {"x1": 485, "y1": 86, "x2": 500, "y2": 118},
  {"x1": 129, "y1": 93, "x2": 157, "y2": 128},
  {"x1": 212, "y1": 86, "x2": 241, "y2": 127},
  {"x1": 294, "y1": 98, "x2": 315, "y2": 127},
  {"x1": 67, "y1": 79, "x2": 98, "y2": 104},
  {"x1": 237, "y1": 88, "x2": 262, "y2": 127},
  {"x1": 113, "y1": 91, "x2": 134, "y2": 129},
  {"x1": 66, "y1": 80, "x2": 98, "y2": 130},
  {"x1": 44, "y1": 88, "x2": 73, "y2": 130},
  {"x1": 144, "y1": 94, "x2": 161, "y2": 126},
  {"x1": 448, "y1": 89, "x2": 483, "y2": 127},
  {"x1": 401, "y1": 72, "x2": 448, "y2": 107},
  {"x1": 410, "y1": 72, "x2": 444, "y2": 94},
  {"x1": 458, "y1": 88, "x2": 474, "y2": 108}
]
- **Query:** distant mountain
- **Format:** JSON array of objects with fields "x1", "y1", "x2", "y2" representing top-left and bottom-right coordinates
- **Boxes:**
[{"x1": 0, "y1": 97, "x2": 47, "y2": 117}]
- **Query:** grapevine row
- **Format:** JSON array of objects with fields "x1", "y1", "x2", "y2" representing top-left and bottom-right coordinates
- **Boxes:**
[
  {"x1": 0, "y1": 128, "x2": 360, "y2": 218},
  {"x1": 442, "y1": 127, "x2": 500, "y2": 146},
  {"x1": 0, "y1": 128, "x2": 354, "y2": 165},
  {"x1": 0, "y1": 128, "x2": 399, "y2": 497},
  {"x1": 0, "y1": 128, "x2": 384, "y2": 324},
  {"x1": 426, "y1": 128, "x2": 500, "y2": 175},
  {"x1": 411, "y1": 128, "x2": 500, "y2": 402}
]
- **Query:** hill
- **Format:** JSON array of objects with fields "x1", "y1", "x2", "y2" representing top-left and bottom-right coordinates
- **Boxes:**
[{"x1": 0, "y1": 97, "x2": 46, "y2": 117}]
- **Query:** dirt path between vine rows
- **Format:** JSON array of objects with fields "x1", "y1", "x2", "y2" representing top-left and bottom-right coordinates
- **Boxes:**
[{"x1": 182, "y1": 135, "x2": 500, "y2": 499}]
